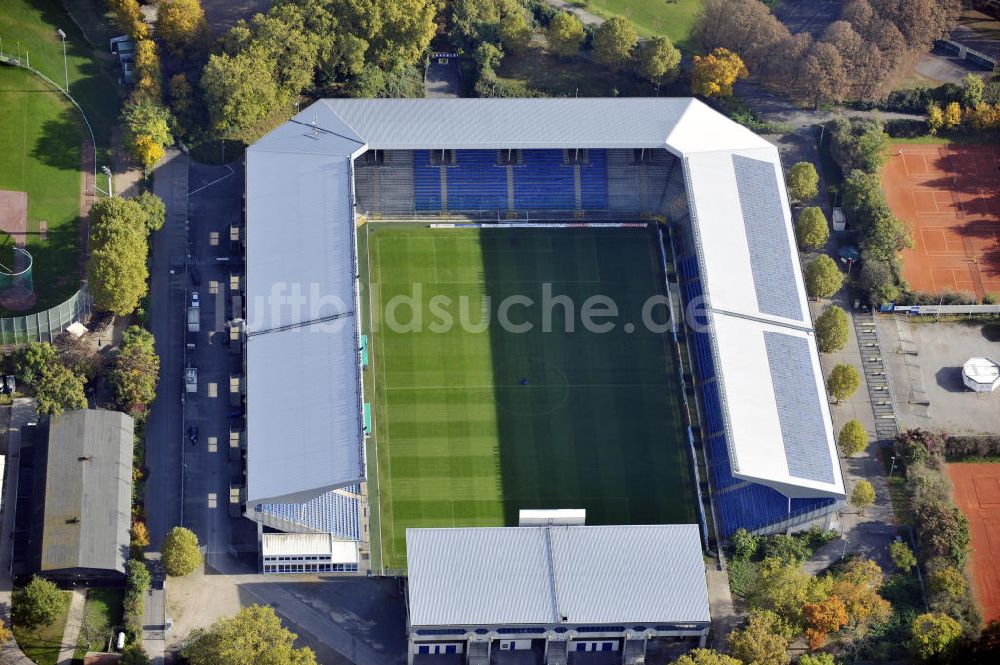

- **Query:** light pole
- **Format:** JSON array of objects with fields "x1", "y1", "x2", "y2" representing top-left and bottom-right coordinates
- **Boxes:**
[
  {"x1": 888, "y1": 455, "x2": 897, "y2": 478},
  {"x1": 101, "y1": 165, "x2": 114, "y2": 197},
  {"x1": 56, "y1": 29, "x2": 68, "y2": 92}
]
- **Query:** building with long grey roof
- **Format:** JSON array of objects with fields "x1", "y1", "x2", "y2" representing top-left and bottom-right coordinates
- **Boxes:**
[
  {"x1": 22, "y1": 410, "x2": 134, "y2": 584},
  {"x1": 244, "y1": 98, "x2": 846, "y2": 569},
  {"x1": 406, "y1": 525, "x2": 709, "y2": 665}
]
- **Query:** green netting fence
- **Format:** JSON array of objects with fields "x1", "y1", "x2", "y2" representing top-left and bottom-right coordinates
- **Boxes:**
[{"x1": 0, "y1": 287, "x2": 90, "y2": 345}]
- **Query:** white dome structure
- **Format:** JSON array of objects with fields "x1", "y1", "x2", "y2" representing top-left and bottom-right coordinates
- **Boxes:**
[{"x1": 963, "y1": 357, "x2": 1000, "y2": 393}]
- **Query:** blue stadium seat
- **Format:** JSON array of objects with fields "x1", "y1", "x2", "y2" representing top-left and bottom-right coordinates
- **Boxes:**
[
  {"x1": 580, "y1": 149, "x2": 609, "y2": 209},
  {"x1": 257, "y1": 489, "x2": 361, "y2": 541},
  {"x1": 447, "y1": 150, "x2": 508, "y2": 210},
  {"x1": 413, "y1": 150, "x2": 442, "y2": 211},
  {"x1": 513, "y1": 150, "x2": 575, "y2": 209}
]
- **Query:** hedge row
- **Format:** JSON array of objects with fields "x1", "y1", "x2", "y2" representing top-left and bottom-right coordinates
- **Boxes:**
[{"x1": 945, "y1": 436, "x2": 1000, "y2": 460}]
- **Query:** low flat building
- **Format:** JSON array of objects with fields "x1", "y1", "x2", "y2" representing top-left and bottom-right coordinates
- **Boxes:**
[
  {"x1": 21, "y1": 410, "x2": 134, "y2": 585},
  {"x1": 406, "y1": 525, "x2": 710, "y2": 665},
  {"x1": 260, "y1": 532, "x2": 359, "y2": 574}
]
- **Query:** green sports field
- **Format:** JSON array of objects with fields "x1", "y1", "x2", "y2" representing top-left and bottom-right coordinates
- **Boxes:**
[{"x1": 361, "y1": 224, "x2": 697, "y2": 571}]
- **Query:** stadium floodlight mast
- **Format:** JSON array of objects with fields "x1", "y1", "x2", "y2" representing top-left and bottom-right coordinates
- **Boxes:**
[{"x1": 56, "y1": 28, "x2": 68, "y2": 92}]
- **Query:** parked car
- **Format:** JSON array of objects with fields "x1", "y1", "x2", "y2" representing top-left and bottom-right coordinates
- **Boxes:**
[{"x1": 187, "y1": 424, "x2": 198, "y2": 445}]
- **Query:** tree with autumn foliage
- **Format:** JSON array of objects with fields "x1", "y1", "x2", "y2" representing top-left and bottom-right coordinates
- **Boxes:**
[
  {"x1": 692, "y1": 48, "x2": 748, "y2": 98},
  {"x1": 728, "y1": 609, "x2": 791, "y2": 665},
  {"x1": 803, "y1": 596, "x2": 849, "y2": 649}
]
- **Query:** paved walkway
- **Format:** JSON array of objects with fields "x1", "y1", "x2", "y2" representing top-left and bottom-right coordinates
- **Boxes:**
[
  {"x1": 705, "y1": 565, "x2": 739, "y2": 649},
  {"x1": 56, "y1": 590, "x2": 86, "y2": 665},
  {"x1": 541, "y1": 0, "x2": 603, "y2": 27}
]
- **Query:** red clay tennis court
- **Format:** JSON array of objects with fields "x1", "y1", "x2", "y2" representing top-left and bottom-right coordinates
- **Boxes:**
[
  {"x1": 947, "y1": 463, "x2": 1000, "y2": 623},
  {"x1": 882, "y1": 144, "x2": 1000, "y2": 299}
]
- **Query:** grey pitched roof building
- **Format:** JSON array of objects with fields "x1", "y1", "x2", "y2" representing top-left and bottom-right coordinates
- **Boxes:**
[
  {"x1": 405, "y1": 525, "x2": 710, "y2": 665},
  {"x1": 37, "y1": 410, "x2": 134, "y2": 578}
]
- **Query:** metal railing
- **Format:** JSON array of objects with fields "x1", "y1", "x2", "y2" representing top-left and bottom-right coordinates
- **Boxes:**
[{"x1": 0, "y1": 287, "x2": 91, "y2": 345}]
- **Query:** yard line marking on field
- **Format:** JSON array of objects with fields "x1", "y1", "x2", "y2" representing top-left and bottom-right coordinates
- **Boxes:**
[{"x1": 188, "y1": 164, "x2": 236, "y2": 196}]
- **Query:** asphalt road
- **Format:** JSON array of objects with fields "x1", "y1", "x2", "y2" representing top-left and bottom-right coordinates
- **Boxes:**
[{"x1": 147, "y1": 150, "x2": 189, "y2": 549}]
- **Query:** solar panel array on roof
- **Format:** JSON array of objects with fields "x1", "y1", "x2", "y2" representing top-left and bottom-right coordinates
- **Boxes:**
[
  {"x1": 732, "y1": 155, "x2": 803, "y2": 322},
  {"x1": 763, "y1": 332, "x2": 835, "y2": 484}
]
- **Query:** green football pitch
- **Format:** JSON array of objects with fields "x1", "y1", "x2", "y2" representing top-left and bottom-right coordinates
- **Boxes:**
[{"x1": 360, "y1": 224, "x2": 697, "y2": 571}]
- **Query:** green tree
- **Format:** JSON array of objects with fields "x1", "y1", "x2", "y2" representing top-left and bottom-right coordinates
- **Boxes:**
[
  {"x1": 181, "y1": 605, "x2": 318, "y2": 665},
  {"x1": 746, "y1": 559, "x2": 815, "y2": 624},
  {"x1": 635, "y1": 36, "x2": 681, "y2": 83},
  {"x1": 135, "y1": 192, "x2": 166, "y2": 233},
  {"x1": 155, "y1": 0, "x2": 209, "y2": 55},
  {"x1": 728, "y1": 609, "x2": 791, "y2": 665},
  {"x1": 796, "y1": 207, "x2": 829, "y2": 251},
  {"x1": 546, "y1": 12, "x2": 584, "y2": 58},
  {"x1": 13, "y1": 341, "x2": 56, "y2": 386},
  {"x1": 827, "y1": 364, "x2": 860, "y2": 403},
  {"x1": 814, "y1": 305, "x2": 848, "y2": 353},
  {"x1": 162, "y1": 526, "x2": 203, "y2": 576},
  {"x1": 111, "y1": 326, "x2": 160, "y2": 418},
  {"x1": 474, "y1": 42, "x2": 504, "y2": 72},
  {"x1": 927, "y1": 565, "x2": 967, "y2": 600},
  {"x1": 962, "y1": 73, "x2": 985, "y2": 108},
  {"x1": 838, "y1": 419, "x2": 868, "y2": 457},
  {"x1": 797, "y1": 655, "x2": 835, "y2": 665},
  {"x1": 804, "y1": 255, "x2": 844, "y2": 298},
  {"x1": 691, "y1": 47, "x2": 748, "y2": 98},
  {"x1": 672, "y1": 649, "x2": 743, "y2": 665},
  {"x1": 592, "y1": 16, "x2": 637, "y2": 70},
  {"x1": 499, "y1": 10, "x2": 532, "y2": 54},
  {"x1": 88, "y1": 215, "x2": 149, "y2": 316},
  {"x1": 35, "y1": 363, "x2": 87, "y2": 416},
  {"x1": 201, "y1": 45, "x2": 290, "y2": 143},
  {"x1": 120, "y1": 644, "x2": 152, "y2": 665},
  {"x1": 787, "y1": 162, "x2": 819, "y2": 204},
  {"x1": 910, "y1": 612, "x2": 962, "y2": 660},
  {"x1": 856, "y1": 252, "x2": 899, "y2": 304},
  {"x1": 850, "y1": 480, "x2": 876, "y2": 514},
  {"x1": 121, "y1": 98, "x2": 173, "y2": 171},
  {"x1": 12, "y1": 576, "x2": 65, "y2": 629},
  {"x1": 927, "y1": 103, "x2": 945, "y2": 135},
  {"x1": 889, "y1": 540, "x2": 916, "y2": 573}
]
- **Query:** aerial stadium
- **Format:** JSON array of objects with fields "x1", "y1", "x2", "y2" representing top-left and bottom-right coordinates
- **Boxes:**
[{"x1": 243, "y1": 98, "x2": 846, "y2": 575}]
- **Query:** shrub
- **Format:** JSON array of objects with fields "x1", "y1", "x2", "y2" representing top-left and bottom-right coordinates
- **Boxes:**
[
  {"x1": 889, "y1": 540, "x2": 916, "y2": 573},
  {"x1": 851, "y1": 480, "x2": 876, "y2": 514},
  {"x1": 727, "y1": 558, "x2": 760, "y2": 599},
  {"x1": 731, "y1": 528, "x2": 759, "y2": 561},
  {"x1": 944, "y1": 435, "x2": 1000, "y2": 460},
  {"x1": 758, "y1": 534, "x2": 812, "y2": 565}
]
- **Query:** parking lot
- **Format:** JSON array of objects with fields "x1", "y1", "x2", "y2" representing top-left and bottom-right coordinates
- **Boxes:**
[{"x1": 878, "y1": 316, "x2": 1000, "y2": 434}]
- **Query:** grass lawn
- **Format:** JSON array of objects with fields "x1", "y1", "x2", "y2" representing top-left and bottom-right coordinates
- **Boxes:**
[
  {"x1": 0, "y1": 67, "x2": 84, "y2": 311},
  {"x1": 497, "y1": 46, "x2": 663, "y2": 97},
  {"x1": 363, "y1": 225, "x2": 697, "y2": 571},
  {"x1": 74, "y1": 588, "x2": 124, "y2": 660},
  {"x1": 575, "y1": 0, "x2": 702, "y2": 48},
  {"x1": 0, "y1": 0, "x2": 122, "y2": 151},
  {"x1": 13, "y1": 590, "x2": 72, "y2": 665}
]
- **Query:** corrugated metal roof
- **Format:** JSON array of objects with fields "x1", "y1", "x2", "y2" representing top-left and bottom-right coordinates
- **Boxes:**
[
  {"x1": 319, "y1": 98, "x2": 769, "y2": 153},
  {"x1": 42, "y1": 410, "x2": 133, "y2": 574},
  {"x1": 246, "y1": 97, "x2": 834, "y2": 510},
  {"x1": 261, "y1": 533, "x2": 359, "y2": 562},
  {"x1": 245, "y1": 140, "x2": 364, "y2": 506},
  {"x1": 406, "y1": 525, "x2": 709, "y2": 628},
  {"x1": 709, "y1": 315, "x2": 844, "y2": 498}
]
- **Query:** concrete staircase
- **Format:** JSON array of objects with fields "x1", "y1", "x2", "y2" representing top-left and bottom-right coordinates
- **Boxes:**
[{"x1": 854, "y1": 311, "x2": 899, "y2": 442}]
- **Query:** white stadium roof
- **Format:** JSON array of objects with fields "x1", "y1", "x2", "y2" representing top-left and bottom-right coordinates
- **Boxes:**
[
  {"x1": 245, "y1": 97, "x2": 843, "y2": 511},
  {"x1": 406, "y1": 525, "x2": 709, "y2": 628}
]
